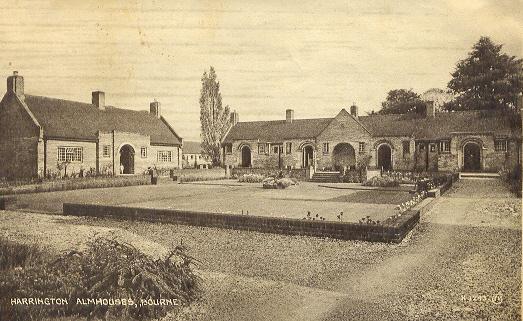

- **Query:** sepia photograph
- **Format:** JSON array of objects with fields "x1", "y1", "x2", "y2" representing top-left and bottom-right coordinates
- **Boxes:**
[{"x1": 0, "y1": 1, "x2": 521, "y2": 320}]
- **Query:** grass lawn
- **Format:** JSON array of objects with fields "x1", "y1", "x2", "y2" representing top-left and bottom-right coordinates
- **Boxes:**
[
  {"x1": 328, "y1": 190, "x2": 412, "y2": 204},
  {"x1": 13, "y1": 181, "x2": 407, "y2": 223}
]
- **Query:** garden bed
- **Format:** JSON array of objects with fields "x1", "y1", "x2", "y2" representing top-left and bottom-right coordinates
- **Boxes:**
[
  {"x1": 0, "y1": 175, "x2": 150, "y2": 196},
  {"x1": 63, "y1": 203, "x2": 420, "y2": 243}
]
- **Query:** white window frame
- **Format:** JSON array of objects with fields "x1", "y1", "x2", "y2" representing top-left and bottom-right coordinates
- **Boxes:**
[
  {"x1": 323, "y1": 143, "x2": 329, "y2": 154},
  {"x1": 258, "y1": 143, "x2": 265, "y2": 154},
  {"x1": 157, "y1": 150, "x2": 173, "y2": 162},
  {"x1": 141, "y1": 147, "x2": 148, "y2": 158},
  {"x1": 58, "y1": 146, "x2": 83, "y2": 163},
  {"x1": 439, "y1": 140, "x2": 450, "y2": 153},
  {"x1": 402, "y1": 141, "x2": 410, "y2": 155},
  {"x1": 359, "y1": 142, "x2": 365, "y2": 154},
  {"x1": 286, "y1": 142, "x2": 292, "y2": 154},
  {"x1": 102, "y1": 145, "x2": 111, "y2": 158},
  {"x1": 494, "y1": 139, "x2": 507, "y2": 152}
]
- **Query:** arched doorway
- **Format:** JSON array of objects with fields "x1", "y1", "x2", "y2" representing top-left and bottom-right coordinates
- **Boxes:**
[
  {"x1": 463, "y1": 142, "x2": 481, "y2": 171},
  {"x1": 332, "y1": 143, "x2": 356, "y2": 171},
  {"x1": 377, "y1": 144, "x2": 392, "y2": 171},
  {"x1": 302, "y1": 146, "x2": 314, "y2": 168},
  {"x1": 241, "y1": 145, "x2": 251, "y2": 167},
  {"x1": 120, "y1": 145, "x2": 135, "y2": 174}
]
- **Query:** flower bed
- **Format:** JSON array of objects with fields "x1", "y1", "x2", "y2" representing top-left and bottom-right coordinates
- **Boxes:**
[
  {"x1": 238, "y1": 174, "x2": 265, "y2": 183},
  {"x1": 262, "y1": 177, "x2": 298, "y2": 189},
  {"x1": 0, "y1": 175, "x2": 150, "y2": 196},
  {"x1": 362, "y1": 175, "x2": 400, "y2": 187}
]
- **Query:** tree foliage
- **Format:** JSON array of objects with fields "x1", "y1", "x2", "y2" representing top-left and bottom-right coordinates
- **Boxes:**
[
  {"x1": 446, "y1": 36, "x2": 523, "y2": 112},
  {"x1": 378, "y1": 89, "x2": 425, "y2": 114},
  {"x1": 199, "y1": 67, "x2": 231, "y2": 165}
]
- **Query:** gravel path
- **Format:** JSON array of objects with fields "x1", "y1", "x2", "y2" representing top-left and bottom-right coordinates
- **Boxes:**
[{"x1": 1, "y1": 178, "x2": 520, "y2": 320}]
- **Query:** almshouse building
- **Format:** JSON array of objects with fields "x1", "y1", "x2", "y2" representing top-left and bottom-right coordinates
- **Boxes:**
[
  {"x1": 0, "y1": 72, "x2": 182, "y2": 179},
  {"x1": 222, "y1": 103, "x2": 521, "y2": 173}
]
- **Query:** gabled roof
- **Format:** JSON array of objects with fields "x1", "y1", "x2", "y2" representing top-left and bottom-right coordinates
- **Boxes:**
[
  {"x1": 223, "y1": 109, "x2": 519, "y2": 142},
  {"x1": 183, "y1": 141, "x2": 203, "y2": 154},
  {"x1": 22, "y1": 94, "x2": 182, "y2": 145},
  {"x1": 223, "y1": 118, "x2": 333, "y2": 142}
]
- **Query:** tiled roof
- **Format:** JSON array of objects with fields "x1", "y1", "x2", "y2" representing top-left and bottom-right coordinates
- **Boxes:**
[
  {"x1": 183, "y1": 141, "x2": 203, "y2": 154},
  {"x1": 223, "y1": 118, "x2": 333, "y2": 142},
  {"x1": 223, "y1": 110, "x2": 519, "y2": 142},
  {"x1": 23, "y1": 94, "x2": 182, "y2": 145}
]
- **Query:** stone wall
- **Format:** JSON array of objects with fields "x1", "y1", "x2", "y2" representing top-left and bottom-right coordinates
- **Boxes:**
[
  {"x1": 63, "y1": 203, "x2": 421, "y2": 243},
  {"x1": 45, "y1": 140, "x2": 97, "y2": 176}
]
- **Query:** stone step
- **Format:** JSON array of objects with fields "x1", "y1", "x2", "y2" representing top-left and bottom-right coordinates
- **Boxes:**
[{"x1": 459, "y1": 172, "x2": 500, "y2": 179}]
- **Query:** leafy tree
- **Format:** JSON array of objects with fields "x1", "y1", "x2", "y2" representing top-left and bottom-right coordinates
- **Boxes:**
[
  {"x1": 199, "y1": 67, "x2": 231, "y2": 165},
  {"x1": 378, "y1": 89, "x2": 425, "y2": 114},
  {"x1": 446, "y1": 36, "x2": 523, "y2": 112}
]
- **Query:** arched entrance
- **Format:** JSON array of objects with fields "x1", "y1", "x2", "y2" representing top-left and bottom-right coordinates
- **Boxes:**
[
  {"x1": 241, "y1": 145, "x2": 251, "y2": 167},
  {"x1": 332, "y1": 143, "x2": 356, "y2": 171},
  {"x1": 302, "y1": 146, "x2": 314, "y2": 168},
  {"x1": 463, "y1": 142, "x2": 481, "y2": 171},
  {"x1": 120, "y1": 145, "x2": 135, "y2": 174},
  {"x1": 377, "y1": 144, "x2": 392, "y2": 171}
]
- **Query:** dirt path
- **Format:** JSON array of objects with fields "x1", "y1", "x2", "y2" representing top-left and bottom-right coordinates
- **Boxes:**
[{"x1": 322, "y1": 178, "x2": 521, "y2": 320}]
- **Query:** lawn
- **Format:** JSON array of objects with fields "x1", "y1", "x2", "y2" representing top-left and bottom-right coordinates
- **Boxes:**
[{"x1": 13, "y1": 181, "x2": 407, "y2": 223}]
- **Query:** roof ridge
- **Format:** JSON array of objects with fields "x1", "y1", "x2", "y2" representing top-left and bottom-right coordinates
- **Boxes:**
[{"x1": 237, "y1": 117, "x2": 333, "y2": 124}]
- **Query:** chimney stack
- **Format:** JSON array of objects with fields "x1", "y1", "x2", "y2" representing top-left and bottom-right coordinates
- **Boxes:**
[
  {"x1": 7, "y1": 71, "x2": 24, "y2": 97},
  {"x1": 425, "y1": 100, "x2": 435, "y2": 118},
  {"x1": 230, "y1": 110, "x2": 239, "y2": 125},
  {"x1": 92, "y1": 91, "x2": 105, "y2": 110},
  {"x1": 286, "y1": 109, "x2": 294, "y2": 123},
  {"x1": 350, "y1": 104, "x2": 358, "y2": 118},
  {"x1": 150, "y1": 100, "x2": 161, "y2": 118}
]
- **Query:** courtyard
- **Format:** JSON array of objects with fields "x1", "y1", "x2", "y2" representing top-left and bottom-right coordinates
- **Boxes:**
[
  {"x1": 13, "y1": 180, "x2": 413, "y2": 223},
  {"x1": 0, "y1": 178, "x2": 520, "y2": 320}
]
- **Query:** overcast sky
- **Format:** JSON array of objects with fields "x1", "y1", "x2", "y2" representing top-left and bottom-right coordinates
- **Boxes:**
[{"x1": 1, "y1": 0, "x2": 521, "y2": 141}]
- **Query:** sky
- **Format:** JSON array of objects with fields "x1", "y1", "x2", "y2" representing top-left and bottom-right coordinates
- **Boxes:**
[{"x1": 0, "y1": 0, "x2": 521, "y2": 141}]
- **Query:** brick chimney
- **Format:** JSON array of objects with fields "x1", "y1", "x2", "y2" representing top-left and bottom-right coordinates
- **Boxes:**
[
  {"x1": 7, "y1": 71, "x2": 24, "y2": 97},
  {"x1": 150, "y1": 100, "x2": 161, "y2": 118},
  {"x1": 425, "y1": 100, "x2": 435, "y2": 118},
  {"x1": 350, "y1": 104, "x2": 358, "y2": 118},
  {"x1": 92, "y1": 91, "x2": 105, "y2": 110},
  {"x1": 286, "y1": 109, "x2": 294, "y2": 123},
  {"x1": 230, "y1": 110, "x2": 239, "y2": 125}
]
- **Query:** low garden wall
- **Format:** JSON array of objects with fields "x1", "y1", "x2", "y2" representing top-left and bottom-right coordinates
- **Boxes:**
[
  {"x1": 0, "y1": 176, "x2": 150, "y2": 196},
  {"x1": 63, "y1": 203, "x2": 419, "y2": 243},
  {"x1": 231, "y1": 168, "x2": 307, "y2": 181}
]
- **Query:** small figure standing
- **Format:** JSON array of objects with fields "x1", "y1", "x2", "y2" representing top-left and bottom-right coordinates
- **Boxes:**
[{"x1": 120, "y1": 164, "x2": 124, "y2": 174}]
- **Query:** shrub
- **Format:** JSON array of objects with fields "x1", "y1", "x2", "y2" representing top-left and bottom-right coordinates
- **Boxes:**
[
  {"x1": 500, "y1": 166, "x2": 522, "y2": 197},
  {"x1": 362, "y1": 176, "x2": 400, "y2": 187},
  {"x1": 262, "y1": 177, "x2": 297, "y2": 189},
  {"x1": 0, "y1": 239, "x2": 44, "y2": 271},
  {"x1": 238, "y1": 174, "x2": 265, "y2": 183},
  {"x1": 0, "y1": 237, "x2": 200, "y2": 321}
]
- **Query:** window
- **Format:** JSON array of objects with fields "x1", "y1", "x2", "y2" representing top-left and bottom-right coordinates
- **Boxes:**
[
  {"x1": 418, "y1": 143, "x2": 425, "y2": 151},
  {"x1": 225, "y1": 144, "x2": 233, "y2": 154},
  {"x1": 58, "y1": 146, "x2": 83, "y2": 162},
  {"x1": 190, "y1": 155, "x2": 194, "y2": 159},
  {"x1": 402, "y1": 141, "x2": 410, "y2": 155},
  {"x1": 102, "y1": 145, "x2": 111, "y2": 158},
  {"x1": 439, "y1": 140, "x2": 450, "y2": 153},
  {"x1": 495, "y1": 139, "x2": 507, "y2": 152},
  {"x1": 323, "y1": 143, "x2": 329, "y2": 154},
  {"x1": 258, "y1": 143, "x2": 265, "y2": 154},
  {"x1": 157, "y1": 151, "x2": 172, "y2": 162},
  {"x1": 359, "y1": 142, "x2": 365, "y2": 154},
  {"x1": 286, "y1": 142, "x2": 292, "y2": 154},
  {"x1": 273, "y1": 145, "x2": 279, "y2": 154},
  {"x1": 141, "y1": 147, "x2": 148, "y2": 158},
  {"x1": 429, "y1": 143, "x2": 436, "y2": 152}
]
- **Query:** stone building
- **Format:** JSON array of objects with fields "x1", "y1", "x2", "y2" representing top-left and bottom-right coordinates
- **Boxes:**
[
  {"x1": 182, "y1": 141, "x2": 212, "y2": 168},
  {"x1": 0, "y1": 72, "x2": 182, "y2": 179},
  {"x1": 222, "y1": 103, "x2": 521, "y2": 173}
]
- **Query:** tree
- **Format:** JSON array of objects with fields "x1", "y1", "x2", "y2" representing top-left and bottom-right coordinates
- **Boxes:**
[
  {"x1": 378, "y1": 89, "x2": 425, "y2": 114},
  {"x1": 199, "y1": 67, "x2": 231, "y2": 165},
  {"x1": 446, "y1": 36, "x2": 523, "y2": 112}
]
